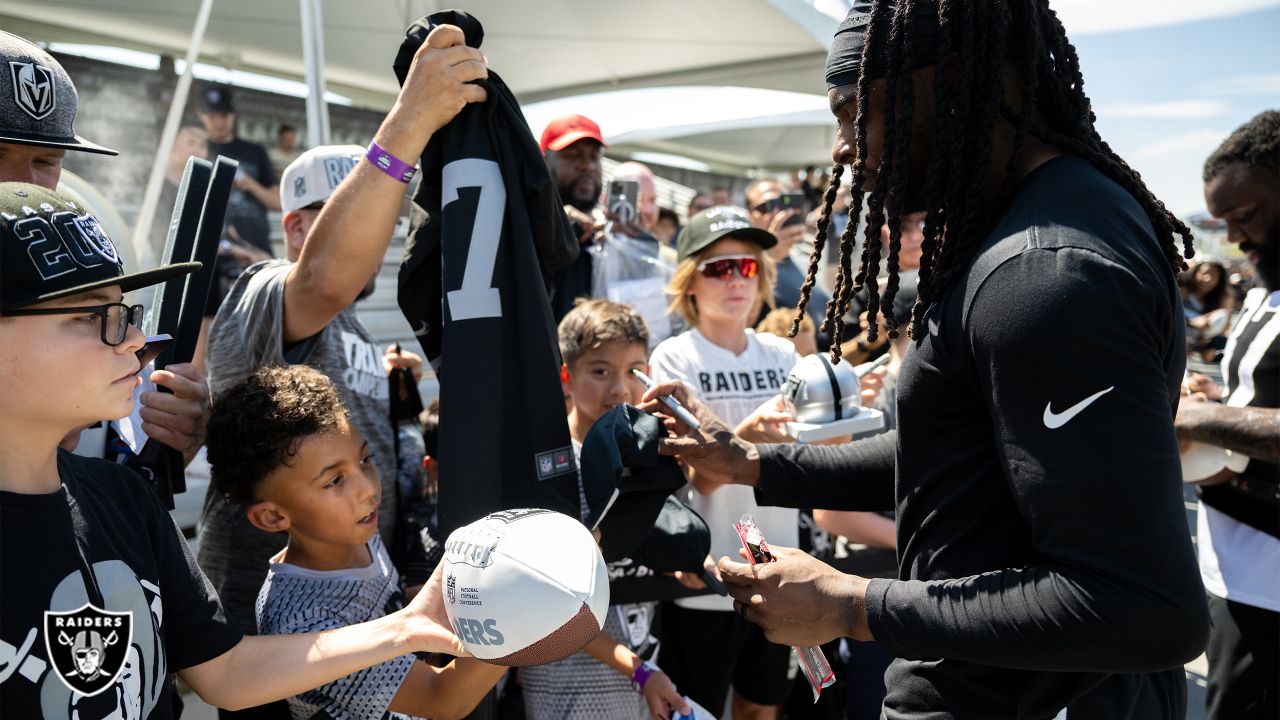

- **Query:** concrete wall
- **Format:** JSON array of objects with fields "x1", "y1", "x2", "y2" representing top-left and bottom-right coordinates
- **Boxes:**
[{"x1": 53, "y1": 53, "x2": 436, "y2": 397}]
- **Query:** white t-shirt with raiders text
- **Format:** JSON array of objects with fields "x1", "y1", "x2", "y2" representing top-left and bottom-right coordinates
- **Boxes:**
[
  {"x1": 256, "y1": 535, "x2": 420, "y2": 720},
  {"x1": 649, "y1": 328, "x2": 801, "y2": 611}
]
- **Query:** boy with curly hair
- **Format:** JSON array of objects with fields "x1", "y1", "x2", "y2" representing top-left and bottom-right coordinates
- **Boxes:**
[{"x1": 205, "y1": 365, "x2": 504, "y2": 720}]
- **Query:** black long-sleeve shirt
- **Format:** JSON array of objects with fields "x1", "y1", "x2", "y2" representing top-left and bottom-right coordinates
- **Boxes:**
[{"x1": 756, "y1": 156, "x2": 1209, "y2": 719}]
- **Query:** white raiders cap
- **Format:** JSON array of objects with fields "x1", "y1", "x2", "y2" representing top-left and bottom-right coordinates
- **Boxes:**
[{"x1": 279, "y1": 144, "x2": 364, "y2": 214}]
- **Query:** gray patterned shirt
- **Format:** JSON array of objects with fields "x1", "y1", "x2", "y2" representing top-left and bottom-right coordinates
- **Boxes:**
[{"x1": 257, "y1": 535, "x2": 419, "y2": 719}]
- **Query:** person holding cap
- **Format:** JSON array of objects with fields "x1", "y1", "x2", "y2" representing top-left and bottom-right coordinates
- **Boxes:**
[
  {"x1": 0, "y1": 182, "x2": 468, "y2": 720},
  {"x1": 647, "y1": 206, "x2": 801, "y2": 720},
  {"x1": 0, "y1": 30, "x2": 210, "y2": 470}
]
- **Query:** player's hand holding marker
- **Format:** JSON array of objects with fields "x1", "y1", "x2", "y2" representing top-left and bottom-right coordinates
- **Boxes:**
[{"x1": 637, "y1": 379, "x2": 761, "y2": 491}]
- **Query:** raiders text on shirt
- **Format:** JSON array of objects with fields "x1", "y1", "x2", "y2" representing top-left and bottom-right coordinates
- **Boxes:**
[{"x1": 695, "y1": 367, "x2": 789, "y2": 396}]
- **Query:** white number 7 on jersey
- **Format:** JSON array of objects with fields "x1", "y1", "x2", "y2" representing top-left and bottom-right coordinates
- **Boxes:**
[{"x1": 442, "y1": 158, "x2": 506, "y2": 321}]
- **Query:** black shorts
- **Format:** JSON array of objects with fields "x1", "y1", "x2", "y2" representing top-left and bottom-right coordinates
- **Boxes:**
[
  {"x1": 657, "y1": 602, "x2": 794, "y2": 716},
  {"x1": 1205, "y1": 593, "x2": 1279, "y2": 719}
]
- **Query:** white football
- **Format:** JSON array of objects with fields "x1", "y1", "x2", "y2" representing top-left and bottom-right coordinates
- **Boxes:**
[{"x1": 441, "y1": 508, "x2": 609, "y2": 666}]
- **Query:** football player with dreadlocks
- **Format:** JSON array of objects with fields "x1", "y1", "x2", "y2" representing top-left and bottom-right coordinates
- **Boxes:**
[{"x1": 640, "y1": 1, "x2": 1210, "y2": 716}]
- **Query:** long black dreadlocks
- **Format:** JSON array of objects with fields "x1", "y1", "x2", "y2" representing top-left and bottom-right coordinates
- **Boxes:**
[{"x1": 792, "y1": 0, "x2": 1195, "y2": 362}]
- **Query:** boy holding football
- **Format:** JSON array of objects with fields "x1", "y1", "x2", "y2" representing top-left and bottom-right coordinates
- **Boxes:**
[
  {"x1": 204, "y1": 364, "x2": 504, "y2": 719},
  {"x1": 0, "y1": 185, "x2": 474, "y2": 719}
]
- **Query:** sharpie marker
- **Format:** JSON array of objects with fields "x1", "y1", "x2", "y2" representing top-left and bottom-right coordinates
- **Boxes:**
[{"x1": 632, "y1": 369, "x2": 702, "y2": 431}]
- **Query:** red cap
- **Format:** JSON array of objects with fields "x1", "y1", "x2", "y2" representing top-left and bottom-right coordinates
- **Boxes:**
[{"x1": 539, "y1": 114, "x2": 606, "y2": 152}]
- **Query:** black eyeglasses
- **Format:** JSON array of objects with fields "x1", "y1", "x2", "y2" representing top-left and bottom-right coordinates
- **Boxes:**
[{"x1": 3, "y1": 302, "x2": 145, "y2": 346}]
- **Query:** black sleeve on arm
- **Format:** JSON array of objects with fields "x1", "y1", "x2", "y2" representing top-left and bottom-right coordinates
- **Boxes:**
[
  {"x1": 865, "y1": 248, "x2": 1208, "y2": 673},
  {"x1": 755, "y1": 431, "x2": 896, "y2": 511}
]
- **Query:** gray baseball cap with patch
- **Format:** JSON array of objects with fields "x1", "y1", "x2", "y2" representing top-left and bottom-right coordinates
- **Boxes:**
[{"x1": 0, "y1": 31, "x2": 117, "y2": 155}]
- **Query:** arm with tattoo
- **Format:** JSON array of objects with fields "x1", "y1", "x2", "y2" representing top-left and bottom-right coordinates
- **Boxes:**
[{"x1": 1176, "y1": 401, "x2": 1280, "y2": 462}]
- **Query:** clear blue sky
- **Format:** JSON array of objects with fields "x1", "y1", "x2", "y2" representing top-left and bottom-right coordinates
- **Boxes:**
[{"x1": 1074, "y1": 4, "x2": 1279, "y2": 215}]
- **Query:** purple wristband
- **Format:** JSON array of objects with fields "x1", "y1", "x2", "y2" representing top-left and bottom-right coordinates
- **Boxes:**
[
  {"x1": 630, "y1": 660, "x2": 658, "y2": 692},
  {"x1": 366, "y1": 141, "x2": 417, "y2": 184}
]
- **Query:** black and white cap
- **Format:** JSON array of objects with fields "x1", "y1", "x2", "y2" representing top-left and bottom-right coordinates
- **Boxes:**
[
  {"x1": 279, "y1": 145, "x2": 364, "y2": 214},
  {"x1": 0, "y1": 31, "x2": 117, "y2": 155},
  {"x1": 0, "y1": 183, "x2": 198, "y2": 310}
]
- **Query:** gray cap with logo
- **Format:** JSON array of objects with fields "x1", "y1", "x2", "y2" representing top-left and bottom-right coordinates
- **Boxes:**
[
  {"x1": 675, "y1": 205, "x2": 776, "y2": 263},
  {"x1": 0, "y1": 31, "x2": 117, "y2": 155}
]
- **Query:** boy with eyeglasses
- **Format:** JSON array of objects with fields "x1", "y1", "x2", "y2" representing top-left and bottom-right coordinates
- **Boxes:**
[
  {"x1": 0, "y1": 182, "x2": 469, "y2": 719},
  {"x1": 647, "y1": 206, "x2": 802, "y2": 719}
]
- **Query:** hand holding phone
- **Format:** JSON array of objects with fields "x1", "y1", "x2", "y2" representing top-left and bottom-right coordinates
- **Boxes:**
[{"x1": 607, "y1": 179, "x2": 641, "y2": 227}]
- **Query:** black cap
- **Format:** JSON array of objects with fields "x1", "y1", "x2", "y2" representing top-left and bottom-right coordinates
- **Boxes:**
[
  {"x1": 0, "y1": 31, "x2": 117, "y2": 155},
  {"x1": 629, "y1": 496, "x2": 727, "y2": 595},
  {"x1": 199, "y1": 84, "x2": 235, "y2": 113},
  {"x1": 675, "y1": 205, "x2": 776, "y2": 263},
  {"x1": 579, "y1": 404, "x2": 688, "y2": 563},
  {"x1": 0, "y1": 182, "x2": 199, "y2": 310}
]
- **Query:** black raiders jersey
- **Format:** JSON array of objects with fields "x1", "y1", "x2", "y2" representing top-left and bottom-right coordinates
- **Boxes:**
[{"x1": 395, "y1": 11, "x2": 581, "y2": 538}]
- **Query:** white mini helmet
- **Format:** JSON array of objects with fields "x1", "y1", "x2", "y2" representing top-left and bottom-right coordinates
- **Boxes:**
[{"x1": 782, "y1": 353, "x2": 861, "y2": 424}]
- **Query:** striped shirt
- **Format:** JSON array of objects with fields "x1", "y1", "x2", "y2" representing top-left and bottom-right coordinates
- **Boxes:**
[{"x1": 256, "y1": 535, "x2": 419, "y2": 720}]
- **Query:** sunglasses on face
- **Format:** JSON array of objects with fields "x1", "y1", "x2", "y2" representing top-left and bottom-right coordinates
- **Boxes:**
[
  {"x1": 3, "y1": 302, "x2": 145, "y2": 346},
  {"x1": 696, "y1": 255, "x2": 759, "y2": 281}
]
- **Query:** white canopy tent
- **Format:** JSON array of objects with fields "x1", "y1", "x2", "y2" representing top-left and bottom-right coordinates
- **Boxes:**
[
  {"x1": 0, "y1": 0, "x2": 843, "y2": 258},
  {"x1": 0, "y1": 0, "x2": 840, "y2": 107},
  {"x1": 523, "y1": 85, "x2": 836, "y2": 173},
  {"x1": 4, "y1": 0, "x2": 1266, "y2": 256},
  {"x1": 2, "y1": 0, "x2": 1265, "y2": 107}
]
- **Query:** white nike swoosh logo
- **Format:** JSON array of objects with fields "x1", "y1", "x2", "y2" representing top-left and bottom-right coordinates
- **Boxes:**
[{"x1": 1043, "y1": 386, "x2": 1115, "y2": 429}]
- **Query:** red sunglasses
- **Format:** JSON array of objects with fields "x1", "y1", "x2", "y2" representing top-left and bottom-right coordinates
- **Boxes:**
[{"x1": 697, "y1": 255, "x2": 759, "y2": 280}]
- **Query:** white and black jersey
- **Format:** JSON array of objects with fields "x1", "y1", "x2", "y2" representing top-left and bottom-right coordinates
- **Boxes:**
[
  {"x1": 1197, "y1": 287, "x2": 1280, "y2": 613},
  {"x1": 752, "y1": 157, "x2": 1208, "y2": 718},
  {"x1": 256, "y1": 535, "x2": 419, "y2": 720},
  {"x1": 1200, "y1": 287, "x2": 1280, "y2": 536},
  {"x1": 396, "y1": 11, "x2": 582, "y2": 539}
]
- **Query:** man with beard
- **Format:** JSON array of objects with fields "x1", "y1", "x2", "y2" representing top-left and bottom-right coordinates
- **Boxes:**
[
  {"x1": 199, "y1": 145, "x2": 425, "y2": 719},
  {"x1": 640, "y1": 1, "x2": 1210, "y2": 717},
  {"x1": 1177, "y1": 109, "x2": 1280, "y2": 720},
  {"x1": 542, "y1": 113, "x2": 606, "y2": 320}
]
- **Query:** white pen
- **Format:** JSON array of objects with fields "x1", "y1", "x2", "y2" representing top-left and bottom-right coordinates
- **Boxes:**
[{"x1": 632, "y1": 369, "x2": 702, "y2": 431}]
